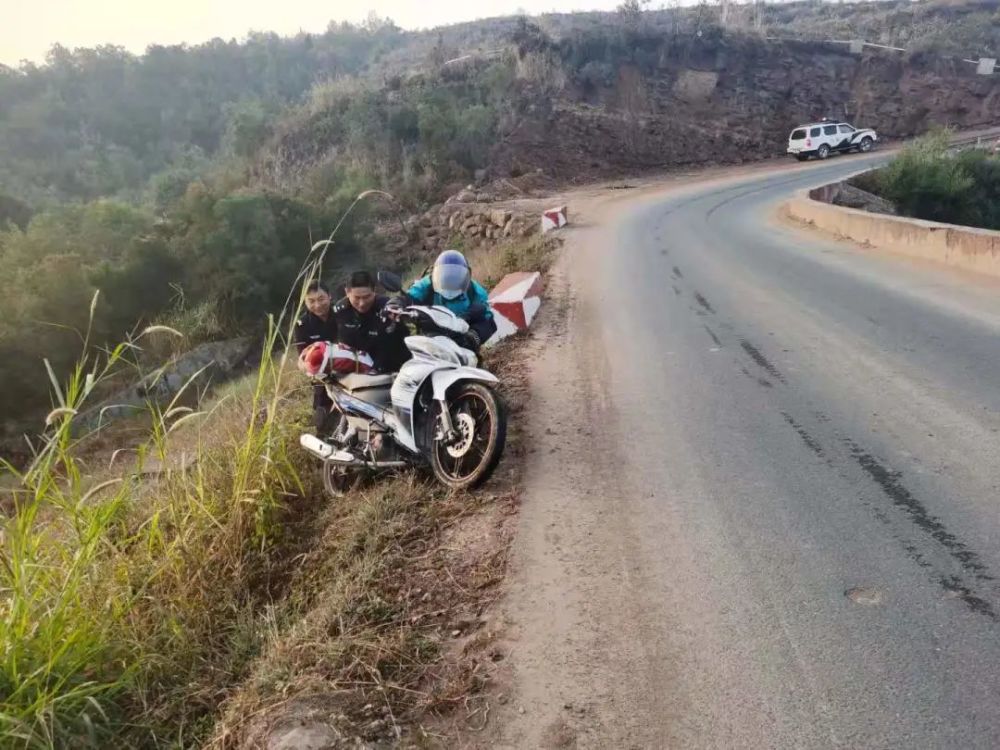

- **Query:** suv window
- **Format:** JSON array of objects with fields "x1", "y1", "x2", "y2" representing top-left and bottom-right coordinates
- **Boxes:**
[
  {"x1": 810, "y1": 127, "x2": 821, "y2": 137},
  {"x1": 839, "y1": 124, "x2": 855, "y2": 134},
  {"x1": 790, "y1": 129, "x2": 806, "y2": 140},
  {"x1": 823, "y1": 125, "x2": 837, "y2": 135}
]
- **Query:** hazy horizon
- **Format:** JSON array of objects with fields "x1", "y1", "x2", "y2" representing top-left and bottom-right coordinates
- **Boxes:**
[{"x1": 2, "y1": 0, "x2": 627, "y2": 67}]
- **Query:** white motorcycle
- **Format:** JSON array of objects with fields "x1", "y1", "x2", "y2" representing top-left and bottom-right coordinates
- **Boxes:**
[{"x1": 298, "y1": 271, "x2": 507, "y2": 495}]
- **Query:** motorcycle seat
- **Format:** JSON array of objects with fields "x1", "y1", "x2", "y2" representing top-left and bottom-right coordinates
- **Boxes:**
[{"x1": 338, "y1": 372, "x2": 395, "y2": 391}]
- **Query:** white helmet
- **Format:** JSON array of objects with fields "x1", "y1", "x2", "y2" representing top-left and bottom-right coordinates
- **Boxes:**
[{"x1": 431, "y1": 250, "x2": 471, "y2": 300}]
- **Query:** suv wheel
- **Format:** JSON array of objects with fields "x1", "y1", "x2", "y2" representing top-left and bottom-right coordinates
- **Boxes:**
[
  {"x1": 817, "y1": 144, "x2": 831, "y2": 160},
  {"x1": 859, "y1": 137, "x2": 874, "y2": 153}
]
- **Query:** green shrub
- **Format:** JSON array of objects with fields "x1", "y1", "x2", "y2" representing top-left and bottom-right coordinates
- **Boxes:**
[
  {"x1": 876, "y1": 131, "x2": 972, "y2": 223},
  {"x1": 873, "y1": 131, "x2": 1000, "y2": 231}
]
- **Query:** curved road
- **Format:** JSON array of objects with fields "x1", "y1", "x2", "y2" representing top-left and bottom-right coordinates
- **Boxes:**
[{"x1": 500, "y1": 155, "x2": 1000, "y2": 749}]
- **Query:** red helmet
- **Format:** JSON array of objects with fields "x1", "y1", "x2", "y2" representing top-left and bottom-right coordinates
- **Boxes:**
[
  {"x1": 299, "y1": 341, "x2": 329, "y2": 377},
  {"x1": 298, "y1": 341, "x2": 375, "y2": 377}
]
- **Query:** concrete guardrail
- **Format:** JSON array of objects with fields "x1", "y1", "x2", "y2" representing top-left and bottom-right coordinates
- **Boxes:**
[
  {"x1": 786, "y1": 191, "x2": 1000, "y2": 277},
  {"x1": 785, "y1": 173, "x2": 1000, "y2": 279}
]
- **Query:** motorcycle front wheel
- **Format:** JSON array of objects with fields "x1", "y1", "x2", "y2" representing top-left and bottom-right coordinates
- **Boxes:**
[{"x1": 427, "y1": 383, "x2": 507, "y2": 491}]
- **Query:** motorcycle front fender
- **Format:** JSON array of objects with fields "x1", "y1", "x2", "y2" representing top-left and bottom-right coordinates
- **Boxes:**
[{"x1": 430, "y1": 366, "x2": 499, "y2": 401}]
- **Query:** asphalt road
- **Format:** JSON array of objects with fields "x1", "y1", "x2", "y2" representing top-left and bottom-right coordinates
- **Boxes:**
[{"x1": 500, "y1": 153, "x2": 1000, "y2": 749}]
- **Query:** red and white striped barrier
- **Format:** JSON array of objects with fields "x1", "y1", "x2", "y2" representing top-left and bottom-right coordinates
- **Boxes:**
[
  {"x1": 541, "y1": 205, "x2": 568, "y2": 233},
  {"x1": 485, "y1": 271, "x2": 544, "y2": 346}
]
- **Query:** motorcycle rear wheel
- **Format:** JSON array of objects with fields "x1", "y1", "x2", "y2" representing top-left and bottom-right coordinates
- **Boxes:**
[
  {"x1": 322, "y1": 459, "x2": 361, "y2": 499},
  {"x1": 427, "y1": 383, "x2": 507, "y2": 491},
  {"x1": 321, "y1": 414, "x2": 360, "y2": 498}
]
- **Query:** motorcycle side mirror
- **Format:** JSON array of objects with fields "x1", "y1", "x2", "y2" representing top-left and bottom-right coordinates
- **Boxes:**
[{"x1": 377, "y1": 270, "x2": 403, "y2": 293}]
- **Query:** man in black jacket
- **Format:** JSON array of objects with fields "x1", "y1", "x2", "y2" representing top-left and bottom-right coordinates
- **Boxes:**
[
  {"x1": 330, "y1": 270, "x2": 411, "y2": 373},
  {"x1": 294, "y1": 279, "x2": 338, "y2": 431},
  {"x1": 295, "y1": 271, "x2": 410, "y2": 430}
]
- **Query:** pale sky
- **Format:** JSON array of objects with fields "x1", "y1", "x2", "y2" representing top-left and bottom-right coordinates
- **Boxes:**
[{"x1": 1, "y1": 0, "x2": 625, "y2": 66}]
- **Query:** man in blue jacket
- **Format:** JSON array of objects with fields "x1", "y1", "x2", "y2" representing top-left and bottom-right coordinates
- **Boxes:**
[{"x1": 403, "y1": 250, "x2": 498, "y2": 349}]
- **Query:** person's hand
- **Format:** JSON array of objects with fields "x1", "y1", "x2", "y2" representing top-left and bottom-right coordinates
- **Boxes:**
[
  {"x1": 383, "y1": 296, "x2": 408, "y2": 319},
  {"x1": 380, "y1": 301, "x2": 400, "y2": 320},
  {"x1": 465, "y1": 303, "x2": 487, "y2": 322}
]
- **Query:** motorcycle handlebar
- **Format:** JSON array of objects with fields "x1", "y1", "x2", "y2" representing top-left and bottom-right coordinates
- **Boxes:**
[
  {"x1": 382, "y1": 306, "x2": 475, "y2": 347},
  {"x1": 382, "y1": 306, "x2": 416, "y2": 320}
]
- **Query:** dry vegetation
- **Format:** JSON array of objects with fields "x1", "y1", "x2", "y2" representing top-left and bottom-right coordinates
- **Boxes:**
[{"x1": 0, "y1": 232, "x2": 556, "y2": 748}]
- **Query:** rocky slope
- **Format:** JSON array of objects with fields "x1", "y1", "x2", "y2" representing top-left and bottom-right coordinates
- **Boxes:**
[
  {"x1": 490, "y1": 35, "x2": 1000, "y2": 181},
  {"x1": 260, "y1": 24, "x2": 1000, "y2": 198}
]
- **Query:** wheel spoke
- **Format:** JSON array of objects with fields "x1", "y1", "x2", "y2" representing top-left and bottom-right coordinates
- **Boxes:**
[
  {"x1": 440, "y1": 394, "x2": 484, "y2": 480},
  {"x1": 431, "y1": 386, "x2": 503, "y2": 487},
  {"x1": 467, "y1": 443, "x2": 486, "y2": 466}
]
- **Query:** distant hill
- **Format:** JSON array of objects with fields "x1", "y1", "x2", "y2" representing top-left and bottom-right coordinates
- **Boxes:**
[{"x1": 2, "y1": 1, "x2": 998, "y2": 208}]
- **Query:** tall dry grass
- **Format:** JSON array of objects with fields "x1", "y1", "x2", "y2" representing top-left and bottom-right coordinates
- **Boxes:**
[{"x1": 0, "y1": 192, "x2": 394, "y2": 748}]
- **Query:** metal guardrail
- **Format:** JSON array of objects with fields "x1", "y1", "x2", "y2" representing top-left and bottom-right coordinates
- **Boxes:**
[
  {"x1": 762, "y1": 35, "x2": 996, "y2": 75},
  {"x1": 869, "y1": 129, "x2": 1000, "y2": 152},
  {"x1": 949, "y1": 133, "x2": 1000, "y2": 149}
]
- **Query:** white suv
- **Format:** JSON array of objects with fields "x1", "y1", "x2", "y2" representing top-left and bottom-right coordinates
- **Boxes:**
[{"x1": 788, "y1": 121, "x2": 877, "y2": 161}]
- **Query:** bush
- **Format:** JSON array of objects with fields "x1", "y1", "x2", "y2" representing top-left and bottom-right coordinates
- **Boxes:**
[
  {"x1": 0, "y1": 193, "x2": 33, "y2": 229},
  {"x1": 873, "y1": 131, "x2": 1000, "y2": 230},
  {"x1": 953, "y1": 147, "x2": 1000, "y2": 229},
  {"x1": 169, "y1": 189, "x2": 343, "y2": 321},
  {"x1": 876, "y1": 131, "x2": 974, "y2": 224},
  {"x1": 0, "y1": 187, "x2": 348, "y2": 428},
  {"x1": 0, "y1": 202, "x2": 179, "y2": 424}
]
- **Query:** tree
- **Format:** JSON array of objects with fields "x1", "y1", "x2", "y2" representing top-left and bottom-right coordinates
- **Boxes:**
[
  {"x1": 222, "y1": 100, "x2": 274, "y2": 160},
  {"x1": 89, "y1": 238, "x2": 183, "y2": 337},
  {"x1": 363, "y1": 11, "x2": 399, "y2": 35},
  {"x1": 168, "y1": 188, "x2": 336, "y2": 320},
  {"x1": 617, "y1": 66, "x2": 649, "y2": 157},
  {"x1": 0, "y1": 200, "x2": 185, "y2": 422},
  {"x1": 0, "y1": 194, "x2": 32, "y2": 229},
  {"x1": 430, "y1": 33, "x2": 448, "y2": 67},
  {"x1": 617, "y1": 0, "x2": 650, "y2": 28}
]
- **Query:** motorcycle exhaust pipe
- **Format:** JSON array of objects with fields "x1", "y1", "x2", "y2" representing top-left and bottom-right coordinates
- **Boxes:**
[
  {"x1": 299, "y1": 434, "x2": 407, "y2": 468},
  {"x1": 300, "y1": 434, "x2": 356, "y2": 463}
]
